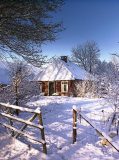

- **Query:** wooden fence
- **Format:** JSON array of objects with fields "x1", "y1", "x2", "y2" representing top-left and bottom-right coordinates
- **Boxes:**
[
  {"x1": 72, "y1": 106, "x2": 119, "y2": 152},
  {"x1": 0, "y1": 102, "x2": 47, "y2": 154}
]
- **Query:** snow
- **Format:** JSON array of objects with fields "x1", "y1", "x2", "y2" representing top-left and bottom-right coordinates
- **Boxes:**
[
  {"x1": 34, "y1": 59, "x2": 91, "y2": 81},
  {"x1": 27, "y1": 63, "x2": 42, "y2": 81},
  {"x1": 0, "y1": 61, "x2": 42, "y2": 84},
  {"x1": 78, "y1": 111, "x2": 119, "y2": 152},
  {"x1": 72, "y1": 105, "x2": 77, "y2": 111},
  {"x1": 0, "y1": 126, "x2": 48, "y2": 160},
  {"x1": 0, "y1": 65, "x2": 10, "y2": 84},
  {"x1": 0, "y1": 96, "x2": 119, "y2": 159}
]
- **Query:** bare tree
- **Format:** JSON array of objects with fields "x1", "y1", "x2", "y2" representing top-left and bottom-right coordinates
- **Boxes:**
[
  {"x1": 112, "y1": 53, "x2": 119, "y2": 58},
  {"x1": 74, "y1": 80, "x2": 95, "y2": 97},
  {"x1": 94, "y1": 60, "x2": 109, "y2": 76},
  {"x1": 8, "y1": 60, "x2": 41, "y2": 113},
  {"x1": 97, "y1": 56, "x2": 119, "y2": 135},
  {"x1": 0, "y1": 0, "x2": 64, "y2": 66},
  {"x1": 72, "y1": 41, "x2": 100, "y2": 74},
  {"x1": 8, "y1": 61, "x2": 30, "y2": 114},
  {"x1": 97, "y1": 56, "x2": 119, "y2": 111},
  {"x1": 0, "y1": 60, "x2": 40, "y2": 105}
]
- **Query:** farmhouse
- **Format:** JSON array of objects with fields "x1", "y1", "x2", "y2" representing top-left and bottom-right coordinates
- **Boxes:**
[{"x1": 34, "y1": 56, "x2": 91, "y2": 96}]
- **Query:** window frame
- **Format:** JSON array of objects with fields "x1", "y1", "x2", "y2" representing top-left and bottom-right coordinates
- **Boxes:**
[{"x1": 61, "y1": 81, "x2": 68, "y2": 92}]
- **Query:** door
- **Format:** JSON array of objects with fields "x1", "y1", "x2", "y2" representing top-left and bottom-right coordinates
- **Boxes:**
[{"x1": 49, "y1": 82, "x2": 55, "y2": 96}]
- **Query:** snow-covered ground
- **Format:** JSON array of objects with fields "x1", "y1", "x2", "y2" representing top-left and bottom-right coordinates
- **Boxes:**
[
  {"x1": 0, "y1": 126, "x2": 48, "y2": 160},
  {"x1": 0, "y1": 96, "x2": 119, "y2": 159}
]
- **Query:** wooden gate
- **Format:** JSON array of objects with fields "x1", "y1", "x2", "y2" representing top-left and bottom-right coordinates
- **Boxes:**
[{"x1": 0, "y1": 102, "x2": 47, "y2": 154}]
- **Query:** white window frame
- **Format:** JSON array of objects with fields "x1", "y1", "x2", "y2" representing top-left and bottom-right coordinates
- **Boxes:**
[{"x1": 61, "y1": 81, "x2": 68, "y2": 92}]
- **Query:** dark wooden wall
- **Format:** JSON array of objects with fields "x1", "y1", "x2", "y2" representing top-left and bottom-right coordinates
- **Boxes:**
[
  {"x1": 42, "y1": 81, "x2": 48, "y2": 96},
  {"x1": 40, "y1": 80, "x2": 83, "y2": 96}
]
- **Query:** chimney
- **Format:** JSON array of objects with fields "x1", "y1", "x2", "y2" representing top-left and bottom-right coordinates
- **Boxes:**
[{"x1": 61, "y1": 56, "x2": 68, "y2": 63}]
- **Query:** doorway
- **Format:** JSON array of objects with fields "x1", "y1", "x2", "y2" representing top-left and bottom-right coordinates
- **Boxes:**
[{"x1": 49, "y1": 81, "x2": 55, "y2": 96}]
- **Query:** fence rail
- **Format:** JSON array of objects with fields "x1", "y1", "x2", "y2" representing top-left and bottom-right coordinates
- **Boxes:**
[
  {"x1": 0, "y1": 102, "x2": 47, "y2": 154},
  {"x1": 72, "y1": 106, "x2": 119, "y2": 153},
  {"x1": 0, "y1": 102, "x2": 41, "y2": 114}
]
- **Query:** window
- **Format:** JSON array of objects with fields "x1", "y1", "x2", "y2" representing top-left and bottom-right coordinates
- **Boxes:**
[{"x1": 61, "y1": 81, "x2": 68, "y2": 92}]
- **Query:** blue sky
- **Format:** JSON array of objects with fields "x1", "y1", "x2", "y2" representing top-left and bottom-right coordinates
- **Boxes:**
[{"x1": 42, "y1": 0, "x2": 119, "y2": 61}]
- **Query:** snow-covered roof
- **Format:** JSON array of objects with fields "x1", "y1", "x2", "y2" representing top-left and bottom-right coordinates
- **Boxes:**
[
  {"x1": 27, "y1": 63, "x2": 42, "y2": 81},
  {"x1": 34, "y1": 59, "x2": 91, "y2": 81}
]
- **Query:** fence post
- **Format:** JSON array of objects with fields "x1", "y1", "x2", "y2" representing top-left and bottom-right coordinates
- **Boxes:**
[
  {"x1": 117, "y1": 120, "x2": 119, "y2": 135},
  {"x1": 72, "y1": 105, "x2": 77, "y2": 144},
  {"x1": 79, "y1": 108, "x2": 81, "y2": 124},
  {"x1": 37, "y1": 108, "x2": 47, "y2": 154}
]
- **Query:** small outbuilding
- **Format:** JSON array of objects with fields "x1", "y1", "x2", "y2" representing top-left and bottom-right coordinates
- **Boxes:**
[{"x1": 34, "y1": 56, "x2": 91, "y2": 96}]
